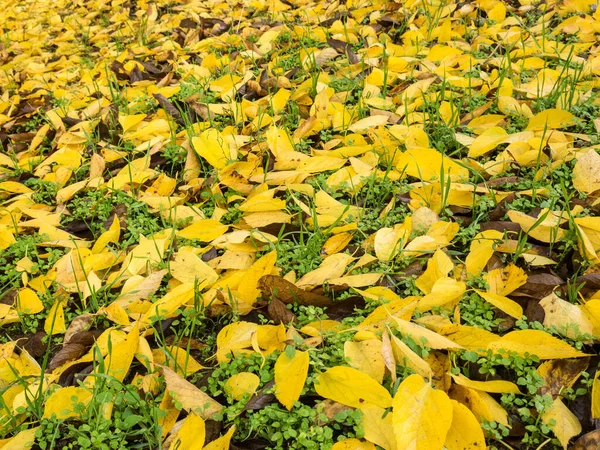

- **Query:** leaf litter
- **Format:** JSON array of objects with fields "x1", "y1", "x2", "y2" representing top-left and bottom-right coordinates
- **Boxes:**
[{"x1": 2, "y1": 0, "x2": 600, "y2": 448}]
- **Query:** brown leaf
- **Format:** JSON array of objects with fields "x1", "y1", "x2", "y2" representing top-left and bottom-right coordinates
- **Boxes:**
[
  {"x1": 64, "y1": 313, "x2": 95, "y2": 344},
  {"x1": 326, "y1": 38, "x2": 360, "y2": 64},
  {"x1": 316, "y1": 399, "x2": 352, "y2": 425},
  {"x1": 538, "y1": 358, "x2": 590, "y2": 398},
  {"x1": 201, "y1": 18, "x2": 230, "y2": 37},
  {"x1": 460, "y1": 100, "x2": 493, "y2": 125},
  {"x1": 572, "y1": 429, "x2": 600, "y2": 450},
  {"x1": 512, "y1": 273, "x2": 564, "y2": 299},
  {"x1": 16, "y1": 332, "x2": 46, "y2": 358},
  {"x1": 48, "y1": 330, "x2": 103, "y2": 371},
  {"x1": 48, "y1": 343, "x2": 88, "y2": 372},
  {"x1": 267, "y1": 297, "x2": 298, "y2": 325},
  {"x1": 243, "y1": 381, "x2": 276, "y2": 411},
  {"x1": 258, "y1": 275, "x2": 332, "y2": 307},
  {"x1": 58, "y1": 361, "x2": 94, "y2": 387},
  {"x1": 325, "y1": 296, "x2": 366, "y2": 320},
  {"x1": 153, "y1": 94, "x2": 185, "y2": 126}
]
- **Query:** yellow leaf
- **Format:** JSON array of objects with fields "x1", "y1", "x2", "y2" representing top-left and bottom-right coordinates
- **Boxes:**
[
  {"x1": 1, "y1": 427, "x2": 38, "y2": 450},
  {"x1": 507, "y1": 209, "x2": 566, "y2": 243},
  {"x1": 392, "y1": 374, "x2": 453, "y2": 450},
  {"x1": 485, "y1": 264, "x2": 528, "y2": 296},
  {"x1": 0, "y1": 181, "x2": 32, "y2": 194},
  {"x1": 43, "y1": 387, "x2": 92, "y2": 420},
  {"x1": 315, "y1": 366, "x2": 392, "y2": 409},
  {"x1": 297, "y1": 156, "x2": 347, "y2": 173},
  {"x1": 357, "y1": 298, "x2": 417, "y2": 332},
  {"x1": 16, "y1": 288, "x2": 44, "y2": 315},
  {"x1": 141, "y1": 283, "x2": 195, "y2": 325},
  {"x1": 417, "y1": 278, "x2": 466, "y2": 313},
  {"x1": 344, "y1": 339, "x2": 385, "y2": 383},
  {"x1": 574, "y1": 217, "x2": 600, "y2": 259},
  {"x1": 176, "y1": 219, "x2": 228, "y2": 241},
  {"x1": 395, "y1": 147, "x2": 468, "y2": 181},
  {"x1": 224, "y1": 372, "x2": 260, "y2": 401},
  {"x1": 541, "y1": 397, "x2": 581, "y2": 449},
  {"x1": 121, "y1": 235, "x2": 168, "y2": 276},
  {"x1": 44, "y1": 300, "x2": 65, "y2": 335},
  {"x1": 374, "y1": 226, "x2": 408, "y2": 261},
  {"x1": 296, "y1": 253, "x2": 354, "y2": 289},
  {"x1": 592, "y1": 371, "x2": 600, "y2": 419},
  {"x1": 348, "y1": 115, "x2": 388, "y2": 133},
  {"x1": 170, "y1": 250, "x2": 218, "y2": 286},
  {"x1": 468, "y1": 127, "x2": 508, "y2": 157},
  {"x1": 391, "y1": 317, "x2": 463, "y2": 350},
  {"x1": 91, "y1": 217, "x2": 120, "y2": 254},
  {"x1": 451, "y1": 373, "x2": 521, "y2": 394},
  {"x1": 162, "y1": 366, "x2": 223, "y2": 419},
  {"x1": 475, "y1": 290, "x2": 523, "y2": 319},
  {"x1": 360, "y1": 404, "x2": 397, "y2": 450},
  {"x1": 322, "y1": 232, "x2": 354, "y2": 255},
  {"x1": 152, "y1": 346, "x2": 204, "y2": 376},
  {"x1": 216, "y1": 322, "x2": 258, "y2": 363},
  {"x1": 191, "y1": 129, "x2": 237, "y2": 169},
  {"x1": 170, "y1": 413, "x2": 205, "y2": 450},
  {"x1": 331, "y1": 439, "x2": 375, "y2": 450},
  {"x1": 202, "y1": 426, "x2": 236, "y2": 450},
  {"x1": 274, "y1": 349, "x2": 309, "y2": 410},
  {"x1": 388, "y1": 330, "x2": 432, "y2": 379},
  {"x1": 158, "y1": 391, "x2": 179, "y2": 438},
  {"x1": 444, "y1": 400, "x2": 486, "y2": 450},
  {"x1": 415, "y1": 249, "x2": 454, "y2": 294},
  {"x1": 56, "y1": 179, "x2": 87, "y2": 205},
  {"x1": 487, "y1": 330, "x2": 589, "y2": 359},
  {"x1": 526, "y1": 109, "x2": 576, "y2": 131},
  {"x1": 465, "y1": 230, "x2": 503, "y2": 277},
  {"x1": 449, "y1": 385, "x2": 509, "y2": 426},
  {"x1": 87, "y1": 324, "x2": 139, "y2": 386},
  {"x1": 119, "y1": 114, "x2": 147, "y2": 132},
  {"x1": 573, "y1": 149, "x2": 600, "y2": 194},
  {"x1": 238, "y1": 251, "x2": 277, "y2": 305},
  {"x1": 0, "y1": 225, "x2": 16, "y2": 250},
  {"x1": 539, "y1": 293, "x2": 594, "y2": 339},
  {"x1": 271, "y1": 88, "x2": 290, "y2": 114},
  {"x1": 329, "y1": 273, "x2": 382, "y2": 287}
]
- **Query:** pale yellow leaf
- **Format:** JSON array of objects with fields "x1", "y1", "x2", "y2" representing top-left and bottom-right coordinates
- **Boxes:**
[
  {"x1": 162, "y1": 366, "x2": 223, "y2": 419},
  {"x1": 344, "y1": 339, "x2": 385, "y2": 383},
  {"x1": 541, "y1": 397, "x2": 581, "y2": 449}
]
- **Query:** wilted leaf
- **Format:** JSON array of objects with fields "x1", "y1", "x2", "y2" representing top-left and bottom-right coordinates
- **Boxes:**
[
  {"x1": 162, "y1": 366, "x2": 223, "y2": 419},
  {"x1": 541, "y1": 397, "x2": 581, "y2": 449}
]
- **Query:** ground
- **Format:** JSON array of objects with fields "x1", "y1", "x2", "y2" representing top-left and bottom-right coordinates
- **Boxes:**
[{"x1": 1, "y1": 0, "x2": 600, "y2": 448}]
